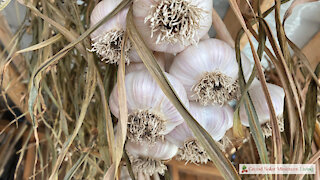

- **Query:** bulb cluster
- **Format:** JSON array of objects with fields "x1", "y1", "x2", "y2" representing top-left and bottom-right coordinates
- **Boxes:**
[{"x1": 90, "y1": 0, "x2": 285, "y2": 178}]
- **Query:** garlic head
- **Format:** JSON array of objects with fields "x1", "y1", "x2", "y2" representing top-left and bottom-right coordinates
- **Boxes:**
[
  {"x1": 239, "y1": 79, "x2": 285, "y2": 137},
  {"x1": 126, "y1": 140, "x2": 178, "y2": 176},
  {"x1": 165, "y1": 102, "x2": 233, "y2": 164},
  {"x1": 169, "y1": 38, "x2": 239, "y2": 106},
  {"x1": 90, "y1": 0, "x2": 139, "y2": 64},
  {"x1": 109, "y1": 70, "x2": 189, "y2": 143}
]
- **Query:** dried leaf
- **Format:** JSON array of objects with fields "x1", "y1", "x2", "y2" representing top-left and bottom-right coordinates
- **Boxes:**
[
  {"x1": 303, "y1": 63, "x2": 320, "y2": 161},
  {"x1": 123, "y1": 151, "x2": 136, "y2": 180},
  {"x1": 103, "y1": 164, "x2": 116, "y2": 180},
  {"x1": 0, "y1": 0, "x2": 11, "y2": 11},
  {"x1": 64, "y1": 151, "x2": 90, "y2": 180},
  {"x1": 113, "y1": 32, "x2": 128, "y2": 178},
  {"x1": 16, "y1": 34, "x2": 63, "y2": 54},
  {"x1": 230, "y1": 0, "x2": 280, "y2": 166}
]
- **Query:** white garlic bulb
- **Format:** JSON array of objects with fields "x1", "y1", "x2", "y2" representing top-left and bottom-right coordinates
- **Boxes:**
[
  {"x1": 126, "y1": 140, "x2": 178, "y2": 176},
  {"x1": 132, "y1": 0, "x2": 213, "y2": 53},
  {"x1": 165, "y1": 102, "x2": 233, "y2": 164},
  {"x1": 109, "y1": 70, "x2": 189, "y2": 143},
  {"x1": 169, "y1": 38, "x2": 239, "y2": 106},
  {"x1": 90, "y1": 0, "x2": 139, "y2": 64},
  {"x1": 239, "y1": 79, "x2": 285, "y2": 137}
]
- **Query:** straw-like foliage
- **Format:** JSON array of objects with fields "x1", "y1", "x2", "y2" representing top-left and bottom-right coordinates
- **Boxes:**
[{"x1": 0, "y1": 0, "x2": 319, "y2": 179}]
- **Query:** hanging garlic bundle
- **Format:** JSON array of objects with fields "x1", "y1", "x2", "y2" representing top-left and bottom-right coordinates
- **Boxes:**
[
  {"x1": 169, "y1": 38, "x2": 239, "y2": 106},
  {"x1": 132, "y1": 0, "x2": 213, "y2": 53},
  {"x1": 109, "y1": 70, "x2": 189, "y2": 143},
  {"x1": 239, "y1": 79, "x2": 285, "y2": 138},
  {"x1": 90, "y1": 0, "x2": 140, "y2": 64},
  {"x1": 126, "y1": 140, "x2": 178, "y2": 176},
  {"x1": 165, "y1": 102, "x2": 233, "y2": 164}
]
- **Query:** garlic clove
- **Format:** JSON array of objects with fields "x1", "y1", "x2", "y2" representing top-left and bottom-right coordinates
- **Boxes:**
[
  {"x1": 109, "y1": 70, "x2": 189, "y2": 143},
  {"x1": 169, "y1": 38, "x2": 239, "y2": 106},
  {"x1": 132, "y1": 0, "x2": 213, "y2": 53},
  {"x1": 239, "y1": 79, "x2": 285, "y2": 127},
  {"x1": 126, "y1": 140, "x2": 178, "y2": 176},
  {"x1": 225, "y1": 105, "x2": 235, "y2": 130},
  {"x1": 165, "y1": 122, "x2": 192, "y2": 148}
]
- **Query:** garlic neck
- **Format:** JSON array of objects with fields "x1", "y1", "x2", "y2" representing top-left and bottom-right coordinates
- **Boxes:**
[
  {"x1": 193, "y1": 71, "x2": 239, "y2": 106},
  {"x1": 128, "y1": 109, "x2": 166, "y2": 143},
  {"x1": 145, "y1": 0, "x2": 204, "y2": 45},
  {"x1": 177, "y1": 139, "x2": 210, "y2": 164},
  {"x1": 130, "y1": 156, "x2": 167, "y2": 176},
  {"x1": 90, "y1": 29, "x2": 131, "y2": 64}
]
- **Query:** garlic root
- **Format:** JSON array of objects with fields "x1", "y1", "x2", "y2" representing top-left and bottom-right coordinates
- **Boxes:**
[
  {"x1": 89, "y1": 29, "x2": 131, "y2": 64},
  {"x1": 261, "y1": 116, "x2": 284, "y2": 138},
  {"x1": 129, "y1": 155, "x2": 167, "y2": 176},
  {"x1": 192, "y1": 71, "x2": 239, "y2": 106},
  {"x1": 127, "y1": 110, "x2": 166, "y2": 143},
  {"x1": 145, "y1": 0, "x2": 204, "y2": 45},
  {"x1": 176, "y1": 139, "x2": 210, "y2": 164}
]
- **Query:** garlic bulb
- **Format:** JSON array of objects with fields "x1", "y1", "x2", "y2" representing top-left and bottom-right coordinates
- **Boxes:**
[
  {"x1": 90, "y1": 0, "x2": 139, "y2": 64},
  {"x1": 165, "y1": 102, "x2": 233, "y2": 164},
  {"x1": 109, "y1": 70, "x2": 189, "y2": 143},
  {"x1": 126, "y1": 140, "x2": 178, "y2": 176},
  {"x1": 132, "y1": 0, "x2": 213, "y2": 53},
  {"x1": 239, "y1": 79, "x2": 285, "y2": 137},
  {"x1": 169, "y1": 38, "x2": 239, "y2": 106}
]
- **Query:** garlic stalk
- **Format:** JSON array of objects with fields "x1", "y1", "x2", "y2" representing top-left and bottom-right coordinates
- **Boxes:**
[
  {"x1": 90, "y1": 0, "x2": 139, "y2": 64},
  {"x1": 169, "y1": 38, "x2": 239, "y2": 106},
  {"x1": 126, "y1": 140, "x2": 178, "y2": 176},
  {"x1": 239, "y1": 79, "x2": 285, "y2": 138},
  {"x1": 109, "y1": 70, "x2": 189, "y2": 143},
  {"x1": 132, "y1": 0, "x2": 213, "y2": 53},
  {"x1": 165, "y1": 102, "x2": 233, "y2": 164}
]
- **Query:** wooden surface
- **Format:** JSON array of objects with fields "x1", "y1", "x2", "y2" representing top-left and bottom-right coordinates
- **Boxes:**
[
  {"x1": 223, "y1": 0, "x2": 274, "y2": 49},
  {"x1": 167, "y1": 160, "x2": 223, "y2": 180},
  {"x1": 301, "y1": 31, "x2": 320, "y2": 70},
  {"x1": 0, "y1": 13, "x2": 31, "y2": 123},
  {"x1": 0, "y1": 12, "x2": 34, "y2": 180}
]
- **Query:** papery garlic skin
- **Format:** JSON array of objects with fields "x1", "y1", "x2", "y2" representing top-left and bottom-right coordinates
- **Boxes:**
[
  {"x1": 90, "y1": 0, "x2": 139, "y2": 64},
  {"x1": 169, "y1": 38, "x2": 239, "y2": 106},
  {"x1": 126, "y1": 140, "x2": 178, "y2": 176},
  {"x1": 133, "y1": 0, "x2": 213, "y2": 53},
  {"x1": 165, "y1": 102, "x2": 233, "y2": 164},
  {"x1": 239, "y1": 79, "x2": 285, "y2": 136},
  {"x1": 109, "y1": 70, "x2": 189, "y2": 143}
]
